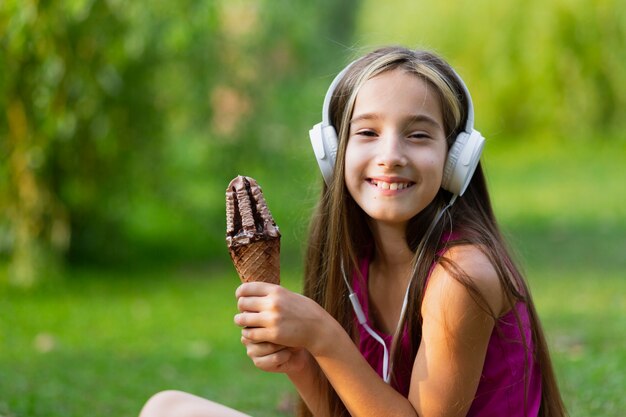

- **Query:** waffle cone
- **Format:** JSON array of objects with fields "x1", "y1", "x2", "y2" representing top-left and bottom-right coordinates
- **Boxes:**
[{"x1": 229, "y1": 238, "x2": 280, "y2": 284}]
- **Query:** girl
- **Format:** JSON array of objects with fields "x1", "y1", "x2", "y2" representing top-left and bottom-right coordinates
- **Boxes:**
[{"x1": 139, "y1": 46, "x2": 567, "y2": 417}]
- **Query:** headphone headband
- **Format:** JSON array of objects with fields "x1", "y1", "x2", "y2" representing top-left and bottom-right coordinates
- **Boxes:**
[
  {"x1": 320, "y1": 63, "x2": 354, "y2": 128},
  {"x1": 320, "y1": 61, "x2": 476, "y2": 137}
]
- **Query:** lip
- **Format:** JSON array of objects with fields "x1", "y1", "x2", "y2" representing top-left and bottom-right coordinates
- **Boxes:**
[{"x1": 366, "y1": 176, "x2": 415, "y2": 195}]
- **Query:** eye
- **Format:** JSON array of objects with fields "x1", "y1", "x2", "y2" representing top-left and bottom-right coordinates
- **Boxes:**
[
  {"x1": 354, "y1": 129, "x2": 378, "y2": 138},
  {"x1": 408, "y1": 131, "x2": 431, "y2": 140}
]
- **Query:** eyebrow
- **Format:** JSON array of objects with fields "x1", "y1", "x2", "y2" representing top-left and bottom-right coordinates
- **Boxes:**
[{"x1": 350, "y1": 113, "x2": 443, "y2": 130}]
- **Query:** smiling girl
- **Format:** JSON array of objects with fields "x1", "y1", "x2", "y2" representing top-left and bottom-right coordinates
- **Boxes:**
[{"x1": 139, "y1": 46, "x2": 567, "y2": 417}]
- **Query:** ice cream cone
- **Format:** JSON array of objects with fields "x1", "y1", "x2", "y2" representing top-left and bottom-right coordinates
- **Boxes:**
[
  {"x1": 225, "y1": 176, "x2": 281, "y2": 285},
  {"x1": 228, "y1": 238, "x2": 280, "y2": 284}
]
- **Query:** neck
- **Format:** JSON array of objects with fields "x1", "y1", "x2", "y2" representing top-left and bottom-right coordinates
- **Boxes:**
[{"x1": 368, "y1": 220, "x2": 414, "y2": 280}]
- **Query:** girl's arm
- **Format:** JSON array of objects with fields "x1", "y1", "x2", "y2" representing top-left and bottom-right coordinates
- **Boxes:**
[
  {"x1": 236, "y1": 286, "x2": 330, "y2": 416},
  {"x1": 236, "y1": 244, "x2": 503, "y2": 417},
  {"x1": 236, "y1": 285, "x2": 418, "y2": 417},
  {"x1": 408, "y1": 244, "x2": 504, "y2": 417}
]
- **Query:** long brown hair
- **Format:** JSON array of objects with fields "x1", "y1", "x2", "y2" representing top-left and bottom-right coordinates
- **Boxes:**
[{"x1": 299, "y1": 46, "x2": 566, "y2": 417}]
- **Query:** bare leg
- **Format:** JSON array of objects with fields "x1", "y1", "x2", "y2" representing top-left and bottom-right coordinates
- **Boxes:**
[{"x1": 139, "y1": 390, "x2": 252, "y2": 417}]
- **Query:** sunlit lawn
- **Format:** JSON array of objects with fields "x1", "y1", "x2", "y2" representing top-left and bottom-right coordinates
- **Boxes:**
[
  {"x1": 1, "y1": 140, "x2": 625, "y2": 417},
  {"x1": 1, "y1": 264, "x2": 300, "y2": 417}
]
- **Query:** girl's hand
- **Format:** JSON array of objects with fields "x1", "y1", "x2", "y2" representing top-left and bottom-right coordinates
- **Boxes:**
[
  {"x1": 240, "y1": 337, "x2": 311, "y2": 374},
  {"x1": 234, "y1": 282, "x2": 330, "y2": 355}
]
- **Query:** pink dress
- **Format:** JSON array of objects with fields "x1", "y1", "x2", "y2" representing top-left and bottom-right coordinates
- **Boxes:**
[{"x1": 352, "y1": 253, "x2": 542, "y2": 416}]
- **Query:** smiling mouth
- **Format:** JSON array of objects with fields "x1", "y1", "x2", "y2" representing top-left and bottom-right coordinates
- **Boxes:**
[{"x1": 367, "y1": 179, "x2": 415, "y2": 191}]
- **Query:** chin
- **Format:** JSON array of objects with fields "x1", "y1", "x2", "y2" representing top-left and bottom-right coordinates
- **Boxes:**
[{"x1": 365, "y1": 210, "x2": 415, "y2": 226}]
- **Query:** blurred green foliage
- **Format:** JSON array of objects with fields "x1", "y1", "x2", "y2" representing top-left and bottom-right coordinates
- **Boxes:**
[
  {"x1": 0, "y1": 0, "x2": 358, "y2": 286},
  {"x1": 357, "y1": 0, "x2": 626, "y2": 140},
  {"x1": 1, "y1": 0, "x2": 625, "y2": 287}
]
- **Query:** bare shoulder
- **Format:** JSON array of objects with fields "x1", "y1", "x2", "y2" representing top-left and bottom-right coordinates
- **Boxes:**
[
  {"x1": 411, "y1": 245, "x2": 504, "y2": 416},
  {"x1": 428, "y1": 244, "x2": 505, "y2": 317}
]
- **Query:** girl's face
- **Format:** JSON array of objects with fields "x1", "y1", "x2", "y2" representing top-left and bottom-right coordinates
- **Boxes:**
[{"x1": 344, "y1": 68, "x2": 448, "y2": 228}]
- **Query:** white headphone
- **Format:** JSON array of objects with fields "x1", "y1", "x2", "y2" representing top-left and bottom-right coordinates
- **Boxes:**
[{"x1": 309, "y1": 60, "x2": 485, "y2": 197}]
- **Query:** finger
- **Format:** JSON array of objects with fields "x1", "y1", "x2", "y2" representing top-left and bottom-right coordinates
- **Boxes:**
[
  {"x1": 234, "y1": 311, "x2": 253, "y2": 327},
  {"x1": 250, "y1": 349, "x2": 292, "y2": 372},
  {"x1": 236, "y1": 282, "x2": 279, "y2": 298},
  {"x1": 234, "y1": 311, "x2": 271, "y2": 328},
  {"x1": 241, "y1": 325, "x2": 274, "y2": 343},
  {"x1": 241, "y1": 338, "x2": 287, "y2": 356},
  {"x1": 237, "y1": 294, "x2": 272, "y2": 313}
]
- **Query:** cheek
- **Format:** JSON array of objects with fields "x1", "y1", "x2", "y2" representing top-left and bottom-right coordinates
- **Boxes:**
[
  {"x1": 433, "y1": 156, "x2": 446, "y2": 178},
  {"x1": 420, "y1": 151, "x2": 447, "y2": 179},
  {"x1": 344, "y1": 143, "x2": 364, "y2": 181},
  {"x1": 343, "y1": 151, "x2": 357, "y2": 196}
]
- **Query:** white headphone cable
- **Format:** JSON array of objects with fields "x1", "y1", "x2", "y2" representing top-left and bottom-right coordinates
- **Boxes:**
[
  {"x1": 387, "y1": 195, "x2": 457, "y2": 377},
  {"x1": 340, "y1": 194, "x2": 458, "y2": 384},
  {"x1": 340, "y1": 262, "x2": 392, "y2": 383}
]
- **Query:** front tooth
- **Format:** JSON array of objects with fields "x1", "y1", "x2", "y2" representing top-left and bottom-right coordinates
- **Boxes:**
[
  {"x1": 390, "y1": 183, "x2": 398, "y2": 190},
  {"x1": 380, "y1": 182, "x2": 390, "y2": 190}
]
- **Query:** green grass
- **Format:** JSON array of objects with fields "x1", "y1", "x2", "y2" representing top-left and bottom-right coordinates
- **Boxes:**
[
  {"x1": 1, "y1": 140, "x2": 625, "y2": 417},
  {"x1": 531, "y1": 270, "x2": 625, "y2": 416},
  {"x1": 0, "y1": 264, "x2": 302, "y2": 417}
]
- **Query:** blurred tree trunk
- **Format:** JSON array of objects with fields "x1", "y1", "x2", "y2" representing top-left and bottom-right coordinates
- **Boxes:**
[
  {"x1": 2, "y1": 5, "x2": 71, "y2": 287},
  {"x1": 5, "y1": 99, "x2": 64, "y2": 286}
]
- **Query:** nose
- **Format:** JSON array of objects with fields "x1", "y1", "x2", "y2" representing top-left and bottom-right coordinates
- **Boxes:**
[{"x1": 375, "y1": 133, "x2": 408, "y2": 168}]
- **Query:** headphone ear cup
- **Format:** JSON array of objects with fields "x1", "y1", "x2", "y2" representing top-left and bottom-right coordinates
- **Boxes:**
[
  {"x1": 309, "y1": 122, "x2": 339, "y2": 186},
  {"x1": 442, "y1": 130, "x2": 485, "y2": 196},
  {"x1": 442, "y1": 132, "x2": 468, "y2": 194}
]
